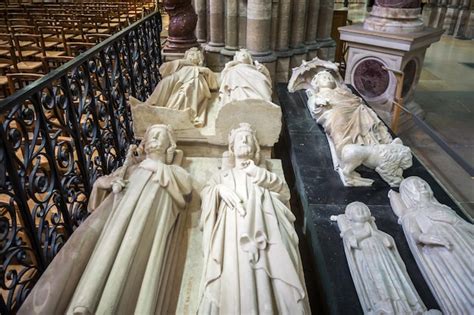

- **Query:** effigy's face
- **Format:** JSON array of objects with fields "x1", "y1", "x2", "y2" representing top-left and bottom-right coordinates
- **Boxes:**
[
  {"x1": 413, "y1": 179, "x2": 433, "y2": 202},
  {"x1": 313, "y1": 72, "x2": 336, "y2": 89},
  {"x1": 145, "y1": 128, "x2": 170, "y2": 154},
  {"x1": 346, "y1": 203, "x2": 371, "y2": 223},
  {"x1": 233, "y1": 131, "x2": 255, "y2": 158},
  {"x1": 187, "y1": 51, "x2": 202, "y2": 65},
  {"x1": 235, "y1": 52, "x2": 252, "y2": 64}
]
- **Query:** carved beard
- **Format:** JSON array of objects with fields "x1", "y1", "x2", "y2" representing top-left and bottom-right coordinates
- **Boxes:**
[{"x1": 234, "y1": 144, "x2": 254, "y2": 159}]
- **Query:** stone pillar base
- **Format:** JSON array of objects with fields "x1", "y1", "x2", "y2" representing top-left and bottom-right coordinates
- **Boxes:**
[
  {"x1": 306, "y1": 42, "x2": 320, "y2": 60},
  {"x1": 163, "y1": 38, "x2": 200, "y2": 53},
  {"x1": 253, "y1": 53, "x2": 278, "y2": 84},
  {"x1": 275, "y1": 50, "x2": 293, "y2": 83},
  {"x1": 205, "y1": 48, "x2": 227, "y2": 72},
  {"x1": 339, "y1": 24, "x2": 443, "y2": 125},
  {"x1": 290, "y1": 47, "x2": 308, "y2": 70},
  {"x1": 364, "y1": 6, "x2": 424, "y2": 33},
  {"x1": 161, "y1": 50, "x2": 185, "y2": 62},
  {"x1": 316, "y1": 38, "x2": 336, "y2": 61}
]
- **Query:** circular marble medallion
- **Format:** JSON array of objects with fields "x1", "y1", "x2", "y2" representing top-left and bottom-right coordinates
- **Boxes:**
[{"x1": 353, "y1": 59, "x2": 390, "y2": 98}]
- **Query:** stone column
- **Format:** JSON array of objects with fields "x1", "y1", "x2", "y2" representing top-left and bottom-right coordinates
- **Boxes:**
[
  {"x1": 290, "y1": 0, "x2": 308, "y2": 67},
  {"x1": 194, "y1": 0, "x2": 207, "y2": 43},
  {"x1": 226, "y1": 0, "x2": 239, "y2": 50},
  {"x1": 246, "y1": 0, "x2": 273, "y2": 56},
  {"x1": 275, "y1": 0, "x2": 292, "y2": 53},
  {"x1": 454, "y1": 0, "x2": 472, "y2": 38},
  {"x1": 305, "y1": 0, "x2": 321, "y2": 59},
  {"x1": 464, "y1": 7, "x2": 474, "y2": 38},
  {"x1": 426, "y1": 0, "x2": 439, "y2": 27},
  {"x1": 238, "y1": 0, "x2": 248, "y2": 47},
  {"x1": 422, "y1": 0, "x2": 438, "y2": 27},
  {"x1": 444, "y1": 0, "x2": 461, "y2": 34},
  {"x1": 222, "y1": 0, "x2": 239, "y2": 59},
  {"x1": 247, "y1": 0, "x2": 277, "y2": 81},
  {"x1": 270, "y1": 0, "x2": 279, "y2": 50},
  {"x1": 163, "y1": 0, "x2": 199, "y2": 52},
  {"x1": 205, "y1": 0, "x2": 225, "y2": 70},
  {"x1": 316, "y1": 0, "x2": 336, "y2": 59},
  {"x1": 207, "y1": 0, "x2": 225, "y2": 50},
  {"x1": 275, "y1": 0, "x2": 293, "y2": 82},
  {"x1": 434, "y1": 0, "x2": 448, "y2": 28}
]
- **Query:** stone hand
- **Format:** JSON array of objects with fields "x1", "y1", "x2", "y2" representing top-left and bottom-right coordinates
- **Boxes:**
[
  {"x1": 243, "y1": 162, "x2": 259, "y2": 178},
  {"x1": 217, "y1": 184, "x2": 246, "y2": 217},
  {"x1": 382, "y1": 236, "x2": 394, "y2": 248},
  {"x1": 419, "y1": 233, "x2": 452, "y2": 250},
  {"x1": 112, "y1": 179, "x2": 128, "y2": 193},
  {"x1": 349, "y1": 237, "x2": 359, "y2": 249}
]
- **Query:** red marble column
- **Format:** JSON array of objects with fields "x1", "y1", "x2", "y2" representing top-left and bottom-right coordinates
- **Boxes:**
[{"x1": 163, "y1": 0, "x2": 199, "y2": 52}]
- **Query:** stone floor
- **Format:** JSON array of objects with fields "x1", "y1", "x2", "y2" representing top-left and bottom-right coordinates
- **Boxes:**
[{"x1": 399, "y1": 36, "x2": 474, "y2": 220}]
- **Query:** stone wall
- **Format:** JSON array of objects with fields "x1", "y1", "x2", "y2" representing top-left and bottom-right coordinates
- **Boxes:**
[{"x1": 192, "y1": 0, "x2": 337, "y2": 81}]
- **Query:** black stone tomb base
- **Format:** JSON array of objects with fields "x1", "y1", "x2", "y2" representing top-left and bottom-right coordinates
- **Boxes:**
[{"x1": 275, "y1": 83, "x2": 466, "y2": 314}]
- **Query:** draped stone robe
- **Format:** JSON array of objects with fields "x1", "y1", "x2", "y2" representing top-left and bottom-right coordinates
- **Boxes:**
[
  {"x1": 18, "y1": 158, "x2": 192, "y2": 314},
  {"x1": 309, "y1": 87, "x2": 392, "y2": 156},
  {"x1": 64, "y1": 159, "x2": 192, "y2": 315},
  {"x1": 400, "y1": 204, "x2": 474, "y2": 314},
  {"x1": 198, "y1": 163, "x2": 310, "y2": 314},
  {"x1": 219, "y1": 61, "x2": 273, "y2": 105},
  {"x1": 146, "y1": 59, "x2": 219, "y2": 126},
  {"x1": 337, "y1": 217, "x2": 428, "y2": 314}
]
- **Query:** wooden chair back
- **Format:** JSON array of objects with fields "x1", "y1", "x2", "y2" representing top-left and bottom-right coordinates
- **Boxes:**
[
  {"x1": 12, "y1": 33, "x2": 43, "y2": 60},
  {"x1": 41, "y1": 55, "x2": 73, "y2": 73},
  {"x1": 39, "y1": 26, "x2": 67, "y2": 51},
  {"x1": 7, "y1": 73, "x2": 43, "y2": 95},
  {"x1": 66, "y1": 41, "x2": 95, "y2": 57}
]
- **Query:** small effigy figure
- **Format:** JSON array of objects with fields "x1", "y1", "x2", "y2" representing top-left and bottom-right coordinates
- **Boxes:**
[
  {"x1": 219, "y1": 49, "x2": 273, "y2": 105},
  {"x1": 389, "y1": 176, "x2": 474, "y2": 314},
  {"x1": 198, "y1": 123, "x2": 310, "y2": 314},
  {"x1": 133, "y1": 47, "x2": 219, "y2": 127},
  {"x1": 331, "y1": 201, "x2": 440, "y2": 315}
]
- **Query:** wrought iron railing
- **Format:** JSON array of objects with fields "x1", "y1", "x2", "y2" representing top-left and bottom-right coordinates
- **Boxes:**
[{"x1": 0, "y1": 11, "x2": 162, "y2": 313}]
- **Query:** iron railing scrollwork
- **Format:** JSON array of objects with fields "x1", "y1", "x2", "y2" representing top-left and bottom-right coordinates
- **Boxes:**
[{"x1": 0, "y1": 12, "x2": 162, "y2": 313}]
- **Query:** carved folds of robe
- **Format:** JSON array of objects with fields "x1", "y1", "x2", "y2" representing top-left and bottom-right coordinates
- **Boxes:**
[
  {"x1": 146, "y1": 59, "x2": 218, "y2": 126},
  {"x1": 399, "y1": 205, "x2": 474, "y2": 313},
  {"x1": 337, "y1": 217, "x2": 428, "y2": 314},
  {"x1": 199, "y1": 163, "x2": 310, "y2": 314},
  {"x1": 19, "y1": 159, "x2": 192, "y2": 315},
  {"x1": 69, "y1": 160, "x2": 192, "y2": 314},
  {"x1": 219, "y1": 61, "x2": 272, "y2": 105},
  {"x1": 311, "y1": 87, "x2": 392, "y2": 156}
]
